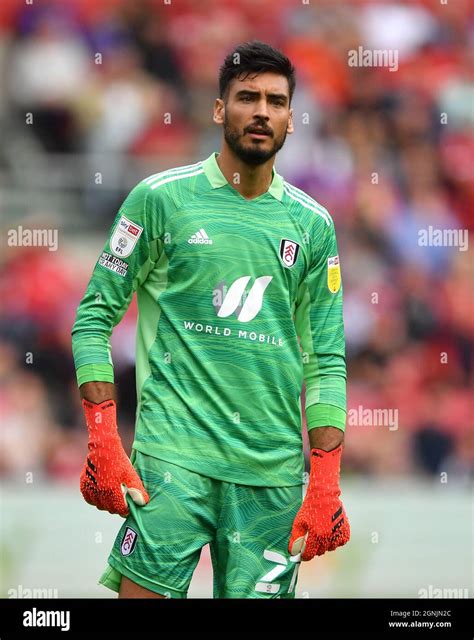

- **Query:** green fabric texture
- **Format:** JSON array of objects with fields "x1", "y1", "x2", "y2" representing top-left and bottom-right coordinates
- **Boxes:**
[
  {"x1": 306, "y1": 403, "x2": 347, "y2": 432},
  {"x1": 99, "y1": 451, "x2": 303, "y2": 598},
  {"x1": 72, "y1": 153, "x2": 346, "y2": 487}
]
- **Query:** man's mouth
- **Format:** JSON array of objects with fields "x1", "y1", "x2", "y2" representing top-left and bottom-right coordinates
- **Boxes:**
[{"x1": 247, "y1": 128, "x2": 272, "y2": 138}]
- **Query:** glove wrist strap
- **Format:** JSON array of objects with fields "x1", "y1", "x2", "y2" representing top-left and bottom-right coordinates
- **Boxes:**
[
  {"x1": 82, "y1": 398, "x2": 119, "y2": 439},
  {"x1": 308, "y1": 444, "x2": 343, "y2": 489}
]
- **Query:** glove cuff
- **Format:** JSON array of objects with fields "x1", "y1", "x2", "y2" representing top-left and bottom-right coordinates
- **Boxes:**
[
  {"x1": 310, "y1": 443, "x2": 343, "y2": 460},
  {"x1": 309, "y1": 444, "x2": 343, "y2": 486},
  {"x1": 82, "y1": 398, "x2": 119, "y2": 439}
]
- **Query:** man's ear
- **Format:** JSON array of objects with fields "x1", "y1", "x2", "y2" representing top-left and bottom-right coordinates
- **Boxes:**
[
  {"x1": 287, "y1": 108, "x2": 294, "y2": 134},
  {"x1": 213, "y1": 98, "x2": 225, "y2": 125}
]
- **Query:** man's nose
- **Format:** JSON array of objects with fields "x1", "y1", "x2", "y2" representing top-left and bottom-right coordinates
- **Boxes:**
[{"x1": 253, "y1": 99, "x2": 270, "y2": 120}]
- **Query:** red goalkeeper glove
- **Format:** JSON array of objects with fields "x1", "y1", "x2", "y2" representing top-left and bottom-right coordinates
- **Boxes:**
[
  {"x1": 288, "y1": 444, "x2": 350, "y2": 560},
  {"x1": 80, "y1": 399, "x2": 150, "y2": 516}
]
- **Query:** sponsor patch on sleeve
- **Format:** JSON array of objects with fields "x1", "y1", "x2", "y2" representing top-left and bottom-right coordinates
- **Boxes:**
[
  {"x1": 99, "y1": 251, "x2": 128, "y2": 277},
  {"x1": 327, "y1": 255, "x2": 341, "y2": 293},
  {"x1": 110, "y1": 216, "x2": 143, "y2": 258}
]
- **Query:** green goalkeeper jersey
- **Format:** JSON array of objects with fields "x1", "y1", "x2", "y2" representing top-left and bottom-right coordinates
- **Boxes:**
[{"x1": 72, "y1": 153, "x2": 346, "y2": 487}]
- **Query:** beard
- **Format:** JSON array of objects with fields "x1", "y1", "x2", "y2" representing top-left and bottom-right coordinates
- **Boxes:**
[{"x1": 223, "y1": 116, "x2": 287, "y2": 166}]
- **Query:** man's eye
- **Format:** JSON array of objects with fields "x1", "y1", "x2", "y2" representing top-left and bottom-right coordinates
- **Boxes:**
[{"x1": 241, "y1": 95, "x2": 252, "y2": 101}]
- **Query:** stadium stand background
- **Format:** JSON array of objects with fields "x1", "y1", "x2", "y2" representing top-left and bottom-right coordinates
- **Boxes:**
[{"x1": 0, "y1": 0, "x2": 472, "y2": 597}]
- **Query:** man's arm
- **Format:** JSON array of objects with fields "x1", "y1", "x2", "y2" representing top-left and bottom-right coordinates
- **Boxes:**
[
  {"x1": 294, "y1": 213, "x2": 347, "y2": 440},
  {"x1": 72, "y1": 180, "x2": 158, "y2": 388},
  {"x1": 289, "y1": 211, "x2": 350, "y2": 559},
  {"x1": 72, "y1": 181, "x2": 159, "y2": 515}
]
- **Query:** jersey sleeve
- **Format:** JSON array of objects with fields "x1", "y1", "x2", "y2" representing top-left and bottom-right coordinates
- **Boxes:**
[
  {"x1": 294, "y1": 215, "x2": 347, "y2": 432},
  {"x1": 71, "y1": 181, "x2": 161, "y2": 386}
]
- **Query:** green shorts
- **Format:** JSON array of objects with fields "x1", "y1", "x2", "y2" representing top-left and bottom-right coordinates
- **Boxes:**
[{"x1": 99, "y1": 450, "x2": 304, "y2": 598}]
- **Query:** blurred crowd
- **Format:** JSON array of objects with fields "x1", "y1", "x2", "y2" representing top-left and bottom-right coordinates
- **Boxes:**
[{"x1": 0, "y1": 0, "x2": 472, "y2": 482}]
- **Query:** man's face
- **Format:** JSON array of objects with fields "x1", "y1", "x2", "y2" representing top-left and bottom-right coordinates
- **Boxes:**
[{"x1": 214, "y1": 72, "x2": 294, "y2": 166}]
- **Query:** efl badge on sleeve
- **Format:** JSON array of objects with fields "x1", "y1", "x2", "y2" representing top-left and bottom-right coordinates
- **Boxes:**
[
  {"x1": 327, "y1": 255, "x2": 341, "y2": 293},
  {"x1": 110, "y1": 216, "x2": 143, "y2": 258},
  {"x1": 279, "y1": 238, "x2": 300, "y2": 268}
]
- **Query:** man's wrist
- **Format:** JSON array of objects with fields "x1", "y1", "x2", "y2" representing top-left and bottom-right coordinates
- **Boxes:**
[{"x1": 309, "y1": 425, "x2": 344, "y2": 452}]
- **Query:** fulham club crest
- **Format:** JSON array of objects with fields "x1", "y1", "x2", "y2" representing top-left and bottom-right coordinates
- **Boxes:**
[
  {"x1": 279, "y1": 238, "x2": 300, "y2": 268},
  {"x1": 121, "y1": 526, "x2": 138, "y2": 556}
]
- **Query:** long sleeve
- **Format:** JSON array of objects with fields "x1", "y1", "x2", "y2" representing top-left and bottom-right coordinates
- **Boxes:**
[
  {"x1": 294, "y1": 216, "x2": 347, "y2": 432},
  {"x1": 71, "y1": 181, "x2": 160, "y2": 386}
]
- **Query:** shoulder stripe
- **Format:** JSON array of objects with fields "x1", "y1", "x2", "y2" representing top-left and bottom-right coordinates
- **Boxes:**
[
  {"x1": 284, "y1": 183, "x2": 331, "y2": 220},
  {"x1": 142, "y1": 161, "x2": 203, "y2": 186},
  {"x1": 283, "y1": 185, "x2": 331, "y2": 225},
  {"x1": 284, "y1": 182, "x2": 322, "y2": 207},
  {"x1": 150, "y1": 167, "x2": 204, "y2": 190},
  {"x1": 143, "y1": 161, "x2": 203, "y2": 184}
]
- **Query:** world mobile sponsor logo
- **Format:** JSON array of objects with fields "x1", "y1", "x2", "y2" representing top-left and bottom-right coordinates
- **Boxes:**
[{"x1": 183, "y1": 321, "x2": 283, "y2": 347}]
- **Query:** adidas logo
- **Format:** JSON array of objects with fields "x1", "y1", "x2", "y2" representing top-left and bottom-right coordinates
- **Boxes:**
[{"x1": 188, "y1": 228, "x2": 213, "y2": 245}]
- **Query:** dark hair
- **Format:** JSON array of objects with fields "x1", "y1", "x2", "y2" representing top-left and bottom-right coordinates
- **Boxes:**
[{"x1": 219, "y1": 41, "x2": 296, "y2": 104}]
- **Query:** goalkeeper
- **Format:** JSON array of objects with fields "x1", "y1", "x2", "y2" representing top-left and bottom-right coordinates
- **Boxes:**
[{"x1": 72, "y1": 41, "x2": 350, "y2": 599}]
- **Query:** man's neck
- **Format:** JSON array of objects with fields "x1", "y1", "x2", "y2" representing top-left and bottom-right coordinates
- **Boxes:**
[{"x1": 216, "y1": 146, "x2": 275, "y2": 200}]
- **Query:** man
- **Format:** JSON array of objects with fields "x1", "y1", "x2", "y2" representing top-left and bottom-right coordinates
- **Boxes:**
[{"x1": 72, "y1": 41, "x2": 350, "y2": 599}]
